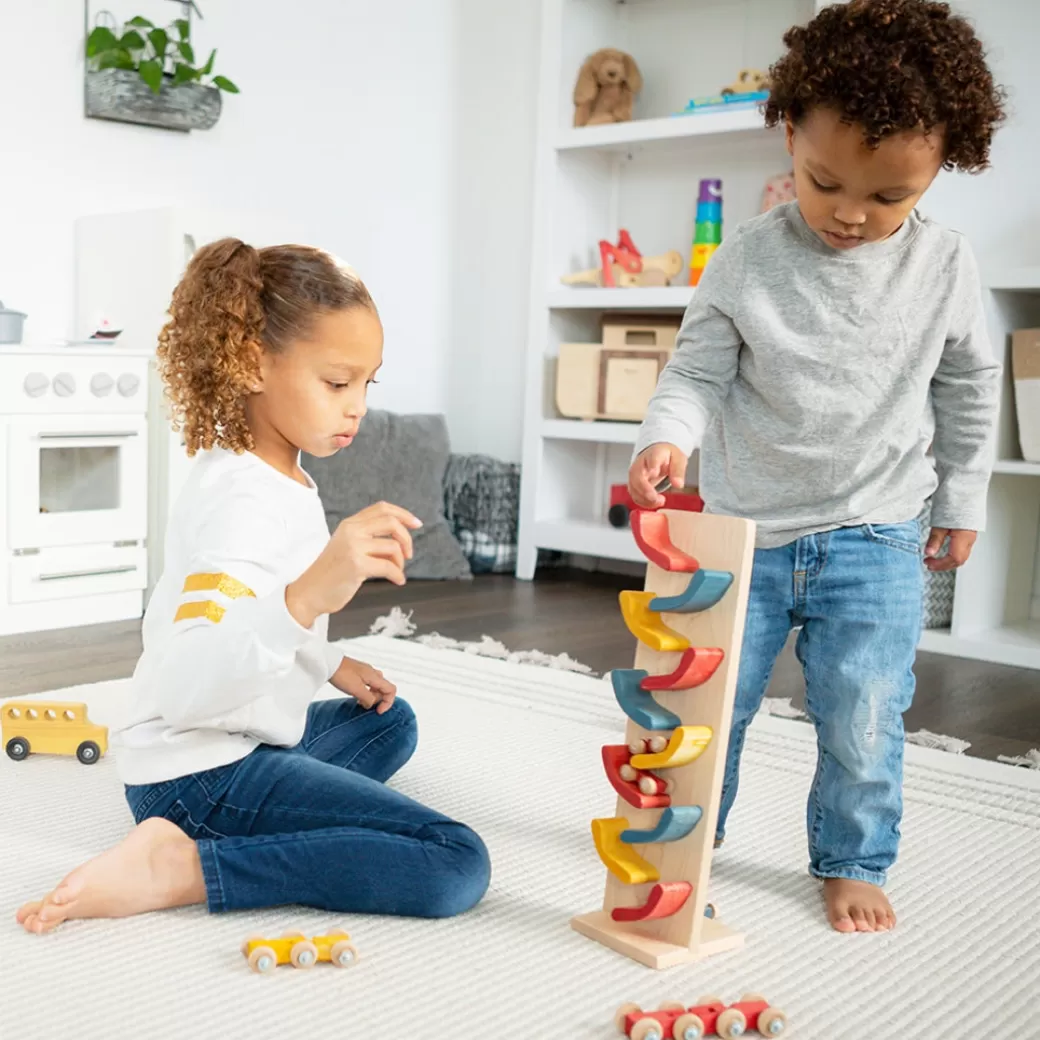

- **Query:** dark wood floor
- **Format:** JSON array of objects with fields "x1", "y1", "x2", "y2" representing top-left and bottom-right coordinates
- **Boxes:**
[{"x1": 1, "y1": 570, "x2": 1037, "y2": 763}]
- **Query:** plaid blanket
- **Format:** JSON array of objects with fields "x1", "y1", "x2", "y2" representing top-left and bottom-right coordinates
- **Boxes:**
[{"x1": 443, "y1": 453, "x2": 521, "y2": 574}]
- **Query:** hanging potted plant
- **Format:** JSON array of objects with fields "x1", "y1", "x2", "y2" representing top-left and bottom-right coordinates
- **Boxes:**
[{"x1": 85, "y1": 10, "x2": 239, "y2": 132}]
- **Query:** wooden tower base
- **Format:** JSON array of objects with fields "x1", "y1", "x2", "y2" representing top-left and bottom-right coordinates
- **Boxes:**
[{"x1": 571, "y1": 910, "x2": 744, "y2": 970}]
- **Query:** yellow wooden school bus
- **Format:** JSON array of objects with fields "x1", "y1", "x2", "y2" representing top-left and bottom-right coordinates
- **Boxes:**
[{"x1": 2, "y1": 701, "x2": 108, "y2": 764}]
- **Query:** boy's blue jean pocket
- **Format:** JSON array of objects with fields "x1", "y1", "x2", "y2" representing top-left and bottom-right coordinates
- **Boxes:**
[{"x1": 717, "y1": 520, "x2": 924, "y2": 886}]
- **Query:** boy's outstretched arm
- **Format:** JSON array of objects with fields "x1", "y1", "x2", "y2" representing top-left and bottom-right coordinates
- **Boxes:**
[
  {"x1": 927, "y1": 242, "x2": 1002, "y2": 571},
  {"x1": 631, "y1": 232, "x2": 745, "y2": 506}
]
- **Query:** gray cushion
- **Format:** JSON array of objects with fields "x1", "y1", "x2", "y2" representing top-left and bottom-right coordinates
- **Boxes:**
[{"x1": 302, "y1": 411, "x2": 472, "y2": 581}]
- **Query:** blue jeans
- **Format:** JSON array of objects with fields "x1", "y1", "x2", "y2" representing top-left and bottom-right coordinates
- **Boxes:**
[
  {"x1": 717, "y1": 521, "x2": 924, "y2": 886},
  {"x1": 124, "y1": 697, "x2": 491, "y2": 917}
]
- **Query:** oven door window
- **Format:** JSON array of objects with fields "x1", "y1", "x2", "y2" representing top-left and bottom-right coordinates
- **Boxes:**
[{"x1": 39, "y1": 445, "x2": 121, "y2": 514}]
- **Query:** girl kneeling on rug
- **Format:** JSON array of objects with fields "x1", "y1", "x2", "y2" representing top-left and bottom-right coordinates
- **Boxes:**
[{"x1": 18, "y1": 240, "x2": 491, "y2": 934}]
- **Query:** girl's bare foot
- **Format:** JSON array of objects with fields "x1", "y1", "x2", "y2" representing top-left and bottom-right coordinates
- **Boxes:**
[
  {"x1": 823, "y1": 877, "x2": 896, "y2": 933},
  {"x1": 16, "y1": 818, "x2": 206, "y2": 935}
]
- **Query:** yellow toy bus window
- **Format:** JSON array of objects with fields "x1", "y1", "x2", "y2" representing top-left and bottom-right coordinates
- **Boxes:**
[
  {"x1": 26, "y1": 709, "x2": 38, "y2": 720},
  {"x1": 45, "y1": 709, "x2": 57, "y2": 720},
  {"x1": 64, "y1": 709, "x2": 77, "y2": 721},
  {"x1": 7, "y1": 708, "x2": 21, "y2": 719}
]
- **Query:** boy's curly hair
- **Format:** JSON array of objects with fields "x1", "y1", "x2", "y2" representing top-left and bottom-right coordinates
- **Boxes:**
[
  {"x1": 765, "y1": 0, "x2": 1006, "y2": 172},
  {"x1": 157, "y1": 239, "x2": 374, "y2": 456}
]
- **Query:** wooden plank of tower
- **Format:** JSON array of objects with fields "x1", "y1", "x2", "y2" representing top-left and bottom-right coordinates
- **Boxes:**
[{"x1": 571, "y1": 509, "x2": 756, "y2": 969}]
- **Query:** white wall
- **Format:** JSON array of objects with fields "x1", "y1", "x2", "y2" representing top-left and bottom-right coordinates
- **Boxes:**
[
  {"x1": 0, "y1": 0, "x2": 457, "y2": 416},
  {"x1": 444, "y1": 0, "x2": 541, "y2": 460}
]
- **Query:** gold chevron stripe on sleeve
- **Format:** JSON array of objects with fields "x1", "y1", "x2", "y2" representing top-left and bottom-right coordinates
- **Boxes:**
[
  {"x1": 174, "y1": 600, "x2": 226, "y2": 624},
  {"x1": 181, "y1": 573, "x2": 256, "y2": 599}
]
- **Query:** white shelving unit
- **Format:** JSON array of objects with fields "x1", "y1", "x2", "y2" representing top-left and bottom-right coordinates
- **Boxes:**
[
  {"x1": 516, "y1": 0, "x2": 1040, "y2": 671},
  {"x1": 517, "y1": 0, "x2": 816, "y2": 582},
  {"x1": 921, "y1": 269, "x2": 1040, "y2": 669}
]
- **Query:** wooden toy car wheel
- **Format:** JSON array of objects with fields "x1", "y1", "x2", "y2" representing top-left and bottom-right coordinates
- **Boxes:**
[
  {"x1": 659, "y1": 1003, "x2": 686, "y2": 1012},
  {"x1": 716, "y1": 1008, "x2": 747, "y2": 1038},
  {"x1": 76, "y1": 740, "x2": 101, "y2": 765},
  {"x1": 630, "y1": 1018, "x2": 666, "y2": 1040},
  {"x1": 281, "y1": 930, "x2": 306, "y2": 940},
  {"x1": 328, "y1": 928, "x2": 350, "y2": 939},
  {"x1": 240, "y1": 932, "x2": 267, "y2": 957},
  {"x1": 756, "y1": 1008, "x2": 787, "y2": 1036},
  {"x1": 672, "y1": 1013, "x2": 706, "y2": 1040},
  {"x1": 248, "y1": 945, "x2": 278, "y2": 974},
  {"x1": 694, "y1": 996, "x2": 723, "y2": 1007},
  {"x1": 290, "y1": 940, "x2": 319, "y2": 968},
  {"x1": 5, "y1": 737, "x2": 30, "y2": 761},
  {"x1": 330, "y1": 940, "x2": 359, "y2": 968},
  {"x1": 614, "y1": 1003, "x2": 643, "y2": 1034},
  {"x1": 740, "y1": 994, "x2": 766, "y2": 1004}
]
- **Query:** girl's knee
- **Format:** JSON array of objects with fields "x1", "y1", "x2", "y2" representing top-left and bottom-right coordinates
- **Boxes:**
[
  {"x1": 424, "y1": 824, "x2": 491, "y2": 919},
  {"x1": 384, "y1": 697, "x2": 418, "y2": 755}
]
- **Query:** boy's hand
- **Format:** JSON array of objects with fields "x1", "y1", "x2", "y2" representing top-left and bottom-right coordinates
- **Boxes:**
[
  {"x1": 286, "y1": 502, "x2": 423, "y2": 627},
  {"x1": 628, "y1": 443, "x2": 687, "y2": 508},
  {"x1": 925, "y1": 527, "x2": 977, "y2": 571},
  {"x1": 330, "y1": 656, "x2": 397, "y2": 714}
]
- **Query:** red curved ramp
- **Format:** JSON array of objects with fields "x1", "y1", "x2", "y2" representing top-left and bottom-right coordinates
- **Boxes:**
[
  {"x1": 630, "y1": 510, "x2": 699, "y2": 572},
  {"x1": 602, "y1": 745, "x2": 671, "y2": 810},
  {"x1": 641, "y1": 647, "x2": 724, "y2": 691},
  {"x1": 611, "y1": 881, "x2": 692, "y2": 922}
]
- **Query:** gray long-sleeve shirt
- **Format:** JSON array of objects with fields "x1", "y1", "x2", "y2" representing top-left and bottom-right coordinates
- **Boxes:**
[{"x1": 635, "y1": 201, "x2": 1001, "y2": 548}]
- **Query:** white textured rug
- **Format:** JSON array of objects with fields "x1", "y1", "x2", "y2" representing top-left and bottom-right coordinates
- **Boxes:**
[{"x1": 2, "y1": 635, "x2": 1039, "y2": 1040}]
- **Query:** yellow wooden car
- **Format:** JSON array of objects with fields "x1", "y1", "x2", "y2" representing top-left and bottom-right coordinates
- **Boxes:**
[
  {"x1": 241, "y1": 930, "x2": 360, "y2": 974},
  {"x1": 2, "y1": 701, "x2": 108, "y2": 765}
]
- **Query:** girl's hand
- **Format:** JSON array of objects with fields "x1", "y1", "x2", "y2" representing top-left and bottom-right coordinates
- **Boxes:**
[
  {"x1": 286, "y1": 502, "x2": 422, "y2": 627},
  {"x1": 330, "y1": 656, "x2": 397, "y2": 714},
  {"x1": 925, "y1": 527, "x2": 977, "y2": 571},
  {"x1": 628, "y1": 443, "x2": 687, "y2": 508}
]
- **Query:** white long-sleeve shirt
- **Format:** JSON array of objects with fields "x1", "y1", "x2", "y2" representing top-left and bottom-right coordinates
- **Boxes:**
[{"x1": 114, "y1": 447, "x2": 343, "y2": 785}]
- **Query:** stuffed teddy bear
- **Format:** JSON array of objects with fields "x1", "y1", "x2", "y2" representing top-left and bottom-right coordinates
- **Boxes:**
[{"x1": 573, "y1": 48, "x2": 643, "y2": 127}]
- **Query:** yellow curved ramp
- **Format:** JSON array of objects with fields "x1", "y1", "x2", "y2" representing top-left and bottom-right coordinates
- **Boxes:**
[
  {"x1": 591, "y1": 818, "x2": 660, "y2": 885},
  {"x1": 630, "y1": 725, "x2": 713, "y2": 770},
  {"x1": 619, "y1": 591, "x2": 690, "y2": 653}
]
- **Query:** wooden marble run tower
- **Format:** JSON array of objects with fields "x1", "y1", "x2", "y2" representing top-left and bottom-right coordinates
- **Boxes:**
[{"x1": 571, "y1": 508, "x2": 756, "y2": 969}]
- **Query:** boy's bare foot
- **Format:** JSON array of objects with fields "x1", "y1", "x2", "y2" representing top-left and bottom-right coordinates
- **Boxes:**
[
  {"x1": 823, "y1": 878, "x2": 896, "y2": 933},
  {"x1": 16, "y1": 818, "x2": 206, "y2": 935}
]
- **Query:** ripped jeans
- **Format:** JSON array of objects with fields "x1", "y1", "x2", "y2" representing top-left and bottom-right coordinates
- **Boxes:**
[{"x1": 717, "y1": 520, "x2": 924, "y2": 886}]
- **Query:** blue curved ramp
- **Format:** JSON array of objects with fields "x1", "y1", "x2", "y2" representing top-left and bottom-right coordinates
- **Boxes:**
[
  {"x1": 621, "y1": 805, "x2": 703, "y2": 845},
  {"x1": 650, "y1": 569, "x2": 733, "y2": 614},
  {"x1": 611, "y1": 670, "x2": 682, "y2": 731}
]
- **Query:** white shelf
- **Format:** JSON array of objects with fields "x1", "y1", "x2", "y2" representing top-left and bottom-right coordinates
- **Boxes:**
[
  {"x1": 987, "y1": 267, "x2": 1040, "y2": 292},
  {"x1": 919, "y1": 621, "x2": 1040, "y2": 670},
  {"x1": 556, "y1": 109, "x2": 772, "y2": 153},
  {"x1": 532, "y1": 518, "x2": 644, "y2": 564},
  {"x1": 547, "y1": 287, "x2": 693, "y2": 311},
  {"x1": 541, "y1": 419, "x2": 639, "y2": 444},
  {"x1": 993, "y1": 459, "x2": 1040, "y2": 476}
]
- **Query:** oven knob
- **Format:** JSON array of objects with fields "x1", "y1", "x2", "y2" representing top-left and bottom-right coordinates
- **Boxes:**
[
  {"x1": 117, "y1": 373, "x2": 141, "y2": 397},
  {"x1": 91, "y1": 373, "x2": 114, "y2": 397},
  {"x1": 23, "y1": 373, "x2": 49, "y2": 397},
  {"x1": 53, "y1": 372, "x2": 76, "y2": 397}
]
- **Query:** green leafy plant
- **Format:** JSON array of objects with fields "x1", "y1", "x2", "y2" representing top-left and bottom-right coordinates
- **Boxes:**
[{"x1": 86, "y1": 15, "x2": 239, "y2": 95}]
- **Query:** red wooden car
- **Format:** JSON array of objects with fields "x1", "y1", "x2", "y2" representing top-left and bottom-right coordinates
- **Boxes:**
[
  {"x1": 608, "y1": 483, "x2": 704, "y2": 528},
  {"x1": 615, "y1": 994, "x2": 788, "y2": 1040}
]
